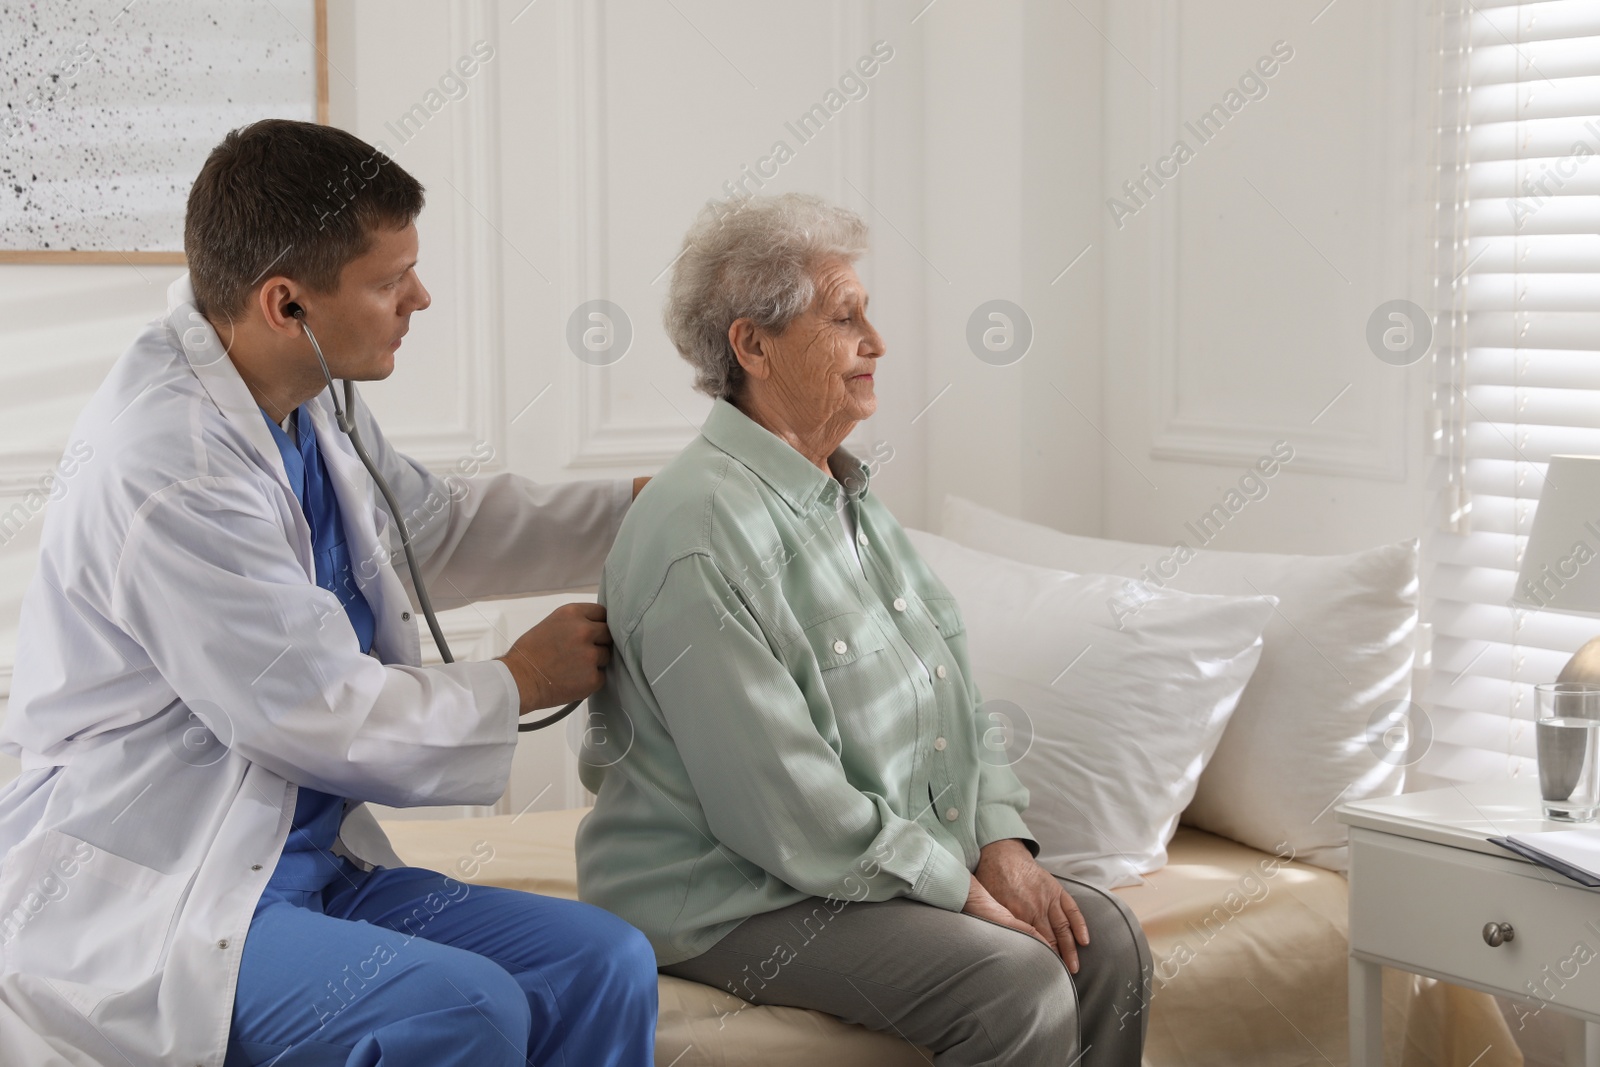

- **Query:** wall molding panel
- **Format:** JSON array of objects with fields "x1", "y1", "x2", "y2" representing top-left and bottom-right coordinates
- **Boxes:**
[
  {"x1": 559, "y1": 0, "x2": 696, "y2": 470},
  {"x1": 385, "y1": 0, "x2": 509, "y2": 474},
  {"x1": 1143, "y1": 0, "x2": 1410, "y2": 483},
  {"x1": 558, "y1": 0, "x2": 878, "y2": 471}
]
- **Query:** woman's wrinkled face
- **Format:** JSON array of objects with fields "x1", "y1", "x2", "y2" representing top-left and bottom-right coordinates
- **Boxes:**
[{"x1": 759, "y1": 258, "x2": 885, "y2": 433}]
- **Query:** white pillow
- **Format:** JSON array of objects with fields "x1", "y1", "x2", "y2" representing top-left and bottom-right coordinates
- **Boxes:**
[
  {"x1": 939, "y1": 494, "x2": 1419, "y2": 873},
  {"x1": 905, "y1": 529, "x2": 1275, "y2": 890}
]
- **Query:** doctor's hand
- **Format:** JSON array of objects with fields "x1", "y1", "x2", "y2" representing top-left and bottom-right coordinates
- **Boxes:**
[
  {"x1": 975, "y1": 838, "x2": 1090, "y2": 974},
  {"x1": 497, "y1": 603, "x2": 613, "y2": 714}
]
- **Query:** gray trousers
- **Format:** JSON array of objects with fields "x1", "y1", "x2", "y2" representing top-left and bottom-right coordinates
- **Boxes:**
[{"x1": 660, "y1": 875, "x2": 1152, "y2": 1066}]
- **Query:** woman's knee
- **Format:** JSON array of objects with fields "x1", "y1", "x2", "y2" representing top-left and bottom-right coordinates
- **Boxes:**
[
  {"x1": 1064, "y1": 880, "x2": 1154, "y2": 1026},
  {"x1": 1065, "y1": 880, "x2": 1148, "y2": 951},
  {"x1": 957, "y1": 932, "x2": 1080, "y2": 1058}
]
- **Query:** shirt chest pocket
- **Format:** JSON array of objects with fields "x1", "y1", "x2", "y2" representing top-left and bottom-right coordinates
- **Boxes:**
[
  {"x1": 921, "y1": 596, "x2": 967, "y2": 642},
  {"x1": 799, "y1": 611, "x2": 896, "y2": 734},
  {"x1": 802, "y1": 610, "x2": 888, "y2": 671}
]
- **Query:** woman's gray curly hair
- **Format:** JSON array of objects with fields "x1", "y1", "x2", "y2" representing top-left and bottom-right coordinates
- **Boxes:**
[{"x1": 664, "y1": 193, "x2": 869, "y2": 400}]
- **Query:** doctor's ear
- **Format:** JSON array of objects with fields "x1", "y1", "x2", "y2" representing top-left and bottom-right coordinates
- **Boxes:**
[
  {"x1": 269, "y1": 299, "x2": 307, "y2": 336},
  {"x1": 255, "y1": 279, "x2": 308, "y2": 332}
]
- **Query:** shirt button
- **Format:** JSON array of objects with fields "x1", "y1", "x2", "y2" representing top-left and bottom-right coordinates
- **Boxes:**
[
  {"x1": 945, "y1": 807, "x2": 959, "y2": 822},
  {"x1": 858, "y1": 531, "x2": 869, "y2": 546},
  {"x1": 893, "y1": 597, "x2": 908, "y2": 612},
  {"x1": 934, "y1": 736, "x2": 947, "y2": 751},
  {"x1": 935, "y1": 664, "x2": 948, "y2": 679},
  {"x1": 251, "y1": 864, "x2": 263, "y2": 872},
  {"x1": 401, "y1": 611, "x2": 411, "y2": 621},
  {"x1": 833, "y1": 640, "x2": 848, "y2": 654},
  {"x1": 217, "y1": 939, "x2": 230, "y2": 950}
]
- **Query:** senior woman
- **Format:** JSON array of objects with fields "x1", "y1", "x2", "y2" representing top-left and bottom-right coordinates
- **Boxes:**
[{"x1": 575, "y1": 193, "x2": 1150, "y2": 1065}]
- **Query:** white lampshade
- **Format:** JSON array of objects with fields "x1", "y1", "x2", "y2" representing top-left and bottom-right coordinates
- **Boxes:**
[{"x1": 1514, "y1": 455, "x2": 1600, "y2": 617}]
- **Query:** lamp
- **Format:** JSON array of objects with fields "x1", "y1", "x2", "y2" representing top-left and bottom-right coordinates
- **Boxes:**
[{"x1": 1513, "y1": 455, "x2": 1600, "y2": 681}]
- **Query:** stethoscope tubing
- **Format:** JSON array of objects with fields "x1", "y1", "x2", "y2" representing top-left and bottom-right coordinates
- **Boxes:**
[{"x1": 294, "y1": 311, "x2": 579, "y2": 733}]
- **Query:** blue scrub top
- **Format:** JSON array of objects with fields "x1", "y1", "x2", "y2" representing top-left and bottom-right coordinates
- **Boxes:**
[{"x1": 259, "y1": 405, "x2": 378, "y2": 894}]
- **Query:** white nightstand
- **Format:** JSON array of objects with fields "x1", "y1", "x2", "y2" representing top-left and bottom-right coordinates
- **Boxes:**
[{"x1": 1338, "y1": 780, "x2": 1600, "y2": 1067}]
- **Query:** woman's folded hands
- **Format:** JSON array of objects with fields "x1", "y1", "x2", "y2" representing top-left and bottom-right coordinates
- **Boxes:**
[{"x1": 967, "y1": 838, "x2": 1091, "y2": 974}]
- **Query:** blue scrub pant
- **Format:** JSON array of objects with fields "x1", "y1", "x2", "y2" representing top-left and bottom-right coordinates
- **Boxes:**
[{"x1": 224, "y1": 861, "x2": 658, "y2": 1067}]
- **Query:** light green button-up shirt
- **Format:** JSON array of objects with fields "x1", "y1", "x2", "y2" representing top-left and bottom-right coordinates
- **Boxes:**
[{"x1": 576, "y1": 397, "x2": 1036, "y2": 965}]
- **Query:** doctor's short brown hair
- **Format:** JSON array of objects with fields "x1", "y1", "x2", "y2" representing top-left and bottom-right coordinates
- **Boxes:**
[{"x1": 183, "y1": 119, "x2": 425, "y2": 320}]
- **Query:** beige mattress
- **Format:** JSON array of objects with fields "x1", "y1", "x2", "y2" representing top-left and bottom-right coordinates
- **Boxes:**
[{"x1": 380, "y1": 810, "x2": 1522, "y2": 1066}]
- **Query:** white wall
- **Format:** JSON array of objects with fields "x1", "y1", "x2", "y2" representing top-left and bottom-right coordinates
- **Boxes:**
[
  {"x1": 922, "y1": 1, "x2": 1106, "y2": 539},
  {"x1": 1100, "y1": 0, "x2": 1435, "y2": 557}
]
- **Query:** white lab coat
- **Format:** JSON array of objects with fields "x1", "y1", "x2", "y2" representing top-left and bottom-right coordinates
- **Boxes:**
[{"x1": 0, "y1": 274, "x2": 632, "y2": 1066}]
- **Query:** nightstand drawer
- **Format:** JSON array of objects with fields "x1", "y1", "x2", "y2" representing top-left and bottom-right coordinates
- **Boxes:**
[{"x1": 1349, "y1": 827, "x2": 1600, "y2": 1012}]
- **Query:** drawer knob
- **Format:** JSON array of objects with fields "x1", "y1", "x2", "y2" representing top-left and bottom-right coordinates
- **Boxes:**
[{"x1": 1482, "y1": 921, "x2": 1515, "y2": 947}]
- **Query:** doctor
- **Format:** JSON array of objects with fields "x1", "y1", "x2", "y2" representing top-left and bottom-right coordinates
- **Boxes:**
[{"x1": 0, "y1": 119, "x2": 658, "y2": 1066}]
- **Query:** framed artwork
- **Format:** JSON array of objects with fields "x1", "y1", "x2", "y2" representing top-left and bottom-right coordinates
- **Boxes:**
[{"x1": 0, "y1": 0, "x2": 329, "y2": 264}]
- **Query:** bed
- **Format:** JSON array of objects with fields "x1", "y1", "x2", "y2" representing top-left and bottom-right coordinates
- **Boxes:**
[{"x1": 380, "y1": 808, "x2": 1524, "y2": 1066}]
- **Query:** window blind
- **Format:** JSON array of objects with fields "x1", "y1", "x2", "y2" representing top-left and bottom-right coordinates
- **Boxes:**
[{"x1": 1421, "y1": 0, "x2": 1600, "y2": 788}]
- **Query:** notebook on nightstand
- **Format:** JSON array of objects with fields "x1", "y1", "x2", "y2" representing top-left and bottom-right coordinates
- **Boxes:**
[{"x1": 1490, "y1": 829, "x2": 1600, "y2": 888}]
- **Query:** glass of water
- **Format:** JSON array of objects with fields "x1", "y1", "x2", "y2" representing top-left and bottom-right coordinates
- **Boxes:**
[{"x1": 1536, "y1": 681, "x2": 1600, "y2": 822}]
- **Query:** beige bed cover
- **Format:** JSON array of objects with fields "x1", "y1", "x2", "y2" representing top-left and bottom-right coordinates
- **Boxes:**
[{"x1": 380, "y1": 810, "x2": 1523, "y2": 1066}]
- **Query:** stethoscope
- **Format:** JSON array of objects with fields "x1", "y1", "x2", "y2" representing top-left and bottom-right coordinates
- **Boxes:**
[{"x1": 287, "y1": 303, "x2": 579, "y2": 733}]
